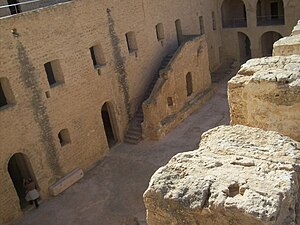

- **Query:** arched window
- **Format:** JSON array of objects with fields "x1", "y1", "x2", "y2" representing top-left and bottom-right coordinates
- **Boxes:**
[
  {"x1": 221, "y1": 0, "x2": 247, "y2": 28},
  {"x1": 257, "y1": 0, "x2": 285, "y2": 26}
]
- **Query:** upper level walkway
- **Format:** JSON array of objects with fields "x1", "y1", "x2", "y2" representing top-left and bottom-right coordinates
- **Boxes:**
[{"x1": 0, "y1": 0, "x2": 71, "y2": 18}]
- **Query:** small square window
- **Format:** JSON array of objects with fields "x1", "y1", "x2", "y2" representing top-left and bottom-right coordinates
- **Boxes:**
[
  {"x1": 44, "y1": 60, "x2": 64, "y2": 87},
  {"x1": 58, "y1": 129, "x2": 71, "y2": 147},
  {"x1": 125, "y1": 31, "x2": 138, "y2": 53}
]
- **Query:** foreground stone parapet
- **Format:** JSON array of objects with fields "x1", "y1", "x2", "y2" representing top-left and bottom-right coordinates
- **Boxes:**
[
  {"x1": 228, "y1": 55, "x2": 300, "y2": 141},
  {"x1": 144, "y1": 125, "x2": 300, "y2": 225},
  {"x1": 292, "y1": 20, "x2": 300, "y2": 36},
  {"x1": 273, "y1": 20, "x2": 300, "y2": 56}
]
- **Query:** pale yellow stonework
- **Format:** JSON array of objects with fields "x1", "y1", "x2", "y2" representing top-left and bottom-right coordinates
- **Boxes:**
[
  {"x1": 142, "y1": 36, "x2": 212, "y2": 140},
  {"x1": 0, "y1": 0, "x2": 299, "y2": 224}
]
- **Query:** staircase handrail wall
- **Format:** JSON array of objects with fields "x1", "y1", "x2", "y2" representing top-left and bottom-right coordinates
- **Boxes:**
[{"x1": 142, "y1": 35, "x2": 212, "y2": 139}]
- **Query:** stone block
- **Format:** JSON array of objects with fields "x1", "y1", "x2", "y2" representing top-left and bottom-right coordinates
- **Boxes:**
[
  {"x1": 228, "y1": 55, "x2": 300, "y2": 141},
  {"x1": 144, "y1": 125, "x2": 300, "y2": 225},
  {"x1": 48, "y1": 168, "x2": 84, "y2": 196}
]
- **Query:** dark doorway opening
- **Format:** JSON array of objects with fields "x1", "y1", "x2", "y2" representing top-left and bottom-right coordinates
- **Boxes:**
[
  {"x1": 238, "y1": 32, "x2": 251, "y2": 63},
  {"x1": 261, "y1": 31, "x2": 282, "y2": 56},
  {"x1": 101, "y1": 103, "x2": 117, "y2": 148},
  {"x1": 8, "y1": 0, "x2": 21, "y2": 15},
  {"x1": 8, "y1": 153, "x2": 38, "y2": 210},
  {"x1": 175, "y1": 19, "x2": 183, "y2": 46}
]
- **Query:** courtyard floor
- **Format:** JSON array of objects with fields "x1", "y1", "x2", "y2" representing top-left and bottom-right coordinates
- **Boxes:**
[{"x1": 12, "y1": 73, "x2": 231, "y2": 225}]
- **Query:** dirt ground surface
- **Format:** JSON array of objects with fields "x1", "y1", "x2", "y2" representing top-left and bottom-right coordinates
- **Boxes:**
[{"x1": 12, "y1": 74, "x2": 231, "y2": 225}]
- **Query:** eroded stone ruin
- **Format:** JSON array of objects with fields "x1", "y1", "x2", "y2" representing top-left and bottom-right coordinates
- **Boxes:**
[
  {"x1": 228, "y1": 22, "x2": 300, "y2": 141},
  {"x1": 144, "y1": 125, "x2": 300, "y2": 225},
  {"x1": 1, "y1": 0, "x2": 299, "y2": 224},
  {"x1": 228, "y1": 55, "x2": 300, "y2": 141}
]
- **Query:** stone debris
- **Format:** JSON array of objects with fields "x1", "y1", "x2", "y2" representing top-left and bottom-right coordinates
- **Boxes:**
[{"x1": 144, "y1": 125, "x2": 300, "y2": 225}]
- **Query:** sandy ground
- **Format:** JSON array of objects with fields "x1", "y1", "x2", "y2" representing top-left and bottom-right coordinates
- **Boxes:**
[{"x1": 12, "y1": 76, "x2": 231, "y2": 225}]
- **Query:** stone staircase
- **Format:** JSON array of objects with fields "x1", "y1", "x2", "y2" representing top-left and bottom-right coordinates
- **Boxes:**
[{"x1": 124, "y1": 52, "x2": 175, "y2": 144}]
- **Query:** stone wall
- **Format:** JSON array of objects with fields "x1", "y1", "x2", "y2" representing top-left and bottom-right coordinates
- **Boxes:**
[
  {"x1": 228, "y1": 24, "x2": 300, "y2": 141},
  {"x1": 0, "y1": 0, "x2": 222, "y2": 224},
  {"x1": 144, "y1": 125, "x2": 300, "y2": 225},
  {"x1": 273, "y1": 20, "x2": 300, "y2": 56},
  {"x1": 142, "y1": 36, "x2": 212, "y2": 140},
  {"x1": 219, "y1": 0, "x2": 300, "y2": 63}
]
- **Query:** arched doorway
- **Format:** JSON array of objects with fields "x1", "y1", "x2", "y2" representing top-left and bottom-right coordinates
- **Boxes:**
[
  {"x1": 175, "y1": 19, "x2": 183, "y2": 46},
  {"x1": 101, "y1": 102, "x2": 118, "y2": 148},
  {"x1": 257, "y1": 0, "x2": 285, "y2": 26},
  {"x1": 238, "y1": 32, "x2": 251, "y2": 64},
  {"x1": 8, "y1": 153, "x2": 38, "y2": 209},
  {"x1": 261, "y1": 31, "x2": 282, "y2": 56},
  {"x1": 221, "y1": 0, "x2": 247, "y2": 28}
]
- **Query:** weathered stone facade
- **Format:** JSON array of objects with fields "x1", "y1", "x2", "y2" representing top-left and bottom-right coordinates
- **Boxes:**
[
  {"x1": 0, "y1": 0, "x2": 299, "y2": 224},
  {"x1": 0, "y1": 0, "x2": 222, "y2": 224},
  {"x1": 144, "y1": 125, "x2": 300, "y2": 225},
  {"x1": 220, "y1": 0, "x2": 300, "y2": 63}
]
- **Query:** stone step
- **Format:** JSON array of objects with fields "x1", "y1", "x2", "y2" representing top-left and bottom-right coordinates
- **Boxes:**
[
  {"x1": 124, "y1": 51, "x2": 175, "y2": 145},
  {"x1": 160, "y1": 63, "x2": 169, "y2": 68},
  {"x1": 125, "y1": 132, "x2": 141, "y2": 140},
  {"x1": 136, "y1": 118, "x2": 144, "y2": 124},
  {"x1": 124, "y1": 135, "x2": 142, "y2": 144},
  {"x1": 127, "y1": 125, "x2": 141, "y2": 132},
  {"x1": 124, "y1": 138, "x2": 141, "y2": 145},
  {"x1": 127, "y1": 129, "x2": 141, "y2": 136},
  {"x1": 136, "y1": 113, "x2": 143, "y2": 118}
]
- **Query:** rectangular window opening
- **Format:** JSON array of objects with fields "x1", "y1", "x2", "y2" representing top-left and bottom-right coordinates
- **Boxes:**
[
  {"x1": 0, "y1": 82, "x2": 8, "y2": 107},
  {"x1": 89, "y1": 45, "x2": 106, "y2": 68},
  {"x1": 199, "y1": 16, "x2": 205, "y2": 35},
  {"x1": 125, "y1": 31, "x2": 138, "y2": 53},
  {"x1": 44, "y1": 60, "x2": 64, "y2": 87},
  {"x1": 212, "y1": 12, "x2": 216, "y2": 30},
  {"x1": 156, "y1": 23, "x2": 165, "y2": 41},
  {"x1": 0, "y1": 78, "x2": 15, "y2": 109},
  {"x1": 58, "y1": 128, "x2": 71, "y2": 147}
]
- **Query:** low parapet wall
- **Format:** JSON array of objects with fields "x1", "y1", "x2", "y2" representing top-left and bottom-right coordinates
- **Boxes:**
[
  {"x1": 273, "y1": 20, "x2": 300, "y2": 56},
  {"x1": 144, "y1": 125, "x2": 300, "y2": 225},
  {"x1": 228, "y1": 24, "x2": 300, "y2": 141},
  {"x1": 142, "y1": 36, "x2": 212, "y2": 140}
]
